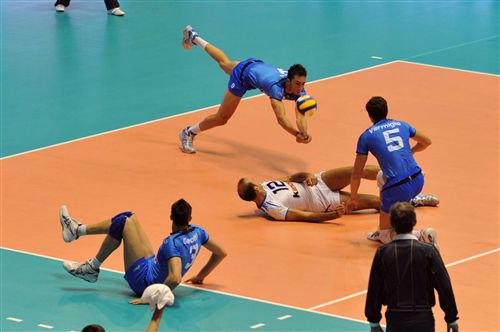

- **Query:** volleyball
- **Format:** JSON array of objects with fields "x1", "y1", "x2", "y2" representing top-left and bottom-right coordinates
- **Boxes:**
[{"x1": 296, "y1": 95, "x2": 317, "y2": 117}]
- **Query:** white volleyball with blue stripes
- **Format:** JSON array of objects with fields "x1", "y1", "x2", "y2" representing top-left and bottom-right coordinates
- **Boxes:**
[{"x1": 296, "y1": 95, "x2": 317, "y2": 117}]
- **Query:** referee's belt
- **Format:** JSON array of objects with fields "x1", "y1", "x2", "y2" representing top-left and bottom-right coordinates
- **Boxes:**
[
  {"x1": 239, "y1": 60, "x2": 263, "y2": 81},
  {"x1": 381, "y1": 170, "x2": 422, "y2": 192}
]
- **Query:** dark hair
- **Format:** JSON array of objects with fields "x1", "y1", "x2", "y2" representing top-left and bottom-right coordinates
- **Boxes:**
[
  {"x1": 365, "y1": 96, "x2": 388, "y2": 123},
  {"x1": 287, "y1": 64, "x2": 307, "y2": 80},
  {"x1": 390, "y1": 202, "x2": 416, "y2": 234},
  {"x1": 237, "y1": 178, "x2": 257, "y2": 201},
  {"x1": 171, "y1": 198, "x2": 192, "y2": 227},
  {"x1": 81, "y1": 325, "x2": 105, "y2": 332}
]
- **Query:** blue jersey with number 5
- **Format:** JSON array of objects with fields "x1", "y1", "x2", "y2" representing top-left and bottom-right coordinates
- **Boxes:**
[
  {"x1": 356, "y1": 119, "x2": 420, "y2": 187},
  {"x1": 148, "y1": 224, "x2": 209, "y2": 284}
]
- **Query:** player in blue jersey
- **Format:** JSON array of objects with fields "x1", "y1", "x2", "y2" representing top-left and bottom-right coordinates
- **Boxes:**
[
  {"x1": 59, "y1": 199, "x2": 227, "y2": 295},
  {"x1": 178, "y1": 25, "x2": 312, "y2": 153},
  {"x1": 348, "y1": 96, "x2": 433, "y2": 244}
]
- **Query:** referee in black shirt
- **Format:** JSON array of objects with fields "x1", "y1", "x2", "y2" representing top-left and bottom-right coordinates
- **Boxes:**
[{"x1": 365, "y1": 202, "x2": 459, "y2": 332}]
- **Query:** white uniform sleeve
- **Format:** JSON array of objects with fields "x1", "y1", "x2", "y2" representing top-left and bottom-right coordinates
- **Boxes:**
[{"x1": 259, "y1": 200, "x2": 288, "y2": 221}]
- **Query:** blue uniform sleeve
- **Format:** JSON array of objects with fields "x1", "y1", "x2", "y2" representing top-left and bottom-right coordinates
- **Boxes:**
[
  {"x1": 199, "y1": 227, "x2": 209, "y2": 245},
  {"x1": 406, "y1": 122, "x2": 417, "y2": 137},
  {"x1": 162, "y1": 238, "x2": 181, "y2": 259},
  {"x1": 356, "y1": 133, "x2": 369, "y2": 155},
  {"x1": 267, "y1": 84, "x2": 284, "y2": 101}
]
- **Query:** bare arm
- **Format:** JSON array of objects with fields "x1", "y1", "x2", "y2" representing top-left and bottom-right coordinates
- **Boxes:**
[
  {"x1": 278, "y1": 172, "x2": 316, "y2": 184},
  {"x1": 270, "y1": 98, "x2": 302, "y2": 137},
  {"x1": 186, "y1": 238, "x2": 227, "y2": 285},
  {"x1": 348, "y1": 154, "x2": 368, "y2": 212},
  {"x1": 163, "y1": 257, "x2": 182, "y2": 290},
  {"x1": 411, "y1": 130, "x2": 432, "y2": 154},
  {"x1": 286, "y1": 206, "x2": 345, "y2": 222},
  {"x1": 146, "y1": 308, "x2": 165, "y2": 332}
]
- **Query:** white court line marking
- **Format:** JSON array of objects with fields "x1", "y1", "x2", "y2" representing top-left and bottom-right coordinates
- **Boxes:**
[
  {"x1": 37, "y1": 324, "x2": 54, "y2": 329},
  {"x1": 277, "y1": 315, "x2": 292, "y2": 320},
  {"x1": 397, "y1": 60, "x2": 500, "y2": 77},
  {"x1": 370, "y1": 56, "x2": 383, "y2": 60},
  {"x1": 403, "y1": 34, "x2": 499, "y2": 61},
  {"x1": 308, "y1": 247, "x2": 500, "y2": 310},
  {"x1": 0, "y1": 246, "x2": 368, "y2": 325},
  {"x1": 250, "y1": 323, "x2": 266, "y2": 329},
  {"x1": 3, "y1": 246, "x2": 499, "y2": 324},
  {"x1": 0, "y1": 61, "x2": 400, "y2": 161},
  {"x1": 6, "y1": 317, "x2": 23, "y2": 322}
]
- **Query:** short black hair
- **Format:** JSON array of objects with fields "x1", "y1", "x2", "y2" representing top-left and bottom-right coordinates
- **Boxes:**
[
  {"x1": 366, "y1": 96, "x2": 388, "y2": 123},
  {"x1": 82, "y1": 325, "x2": 105, "y2": 332},
  {"x1": 237, "y1": 178, "x2": 257, "y2": 201},
  {"x1": 171, "y1": 198, "x2": 192, "y2": 227},
  {"x1": 287, "y1": 64, "x2": 307, "y2": 80},
  {"x1": 390, "y1": 202, "x2": 416, "y2": 234}
]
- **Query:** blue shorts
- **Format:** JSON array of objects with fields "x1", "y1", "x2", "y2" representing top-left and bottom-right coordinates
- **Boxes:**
[
  {"x1": 381, "y1": 173, "x2": 424, "y2": 213},
  {"x1": 227, "y1": 58, "x2": 262, "y2": 97},
  {"x1": 124, "y1": 255, "x2": 154, "y2": 296}
]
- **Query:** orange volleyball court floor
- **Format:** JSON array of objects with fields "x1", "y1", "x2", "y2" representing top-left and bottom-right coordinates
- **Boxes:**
[{"x1": 2, "y1": 61, "x2": 499, "y2": 331}]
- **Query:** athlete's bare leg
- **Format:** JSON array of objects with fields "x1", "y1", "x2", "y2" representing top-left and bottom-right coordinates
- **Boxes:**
[
  {"x1": 321, "y1": 165, "x2": 380, "y2": 191},
  {"x1": 339, "y1": 191, "x2": 380, "y2": 212}
]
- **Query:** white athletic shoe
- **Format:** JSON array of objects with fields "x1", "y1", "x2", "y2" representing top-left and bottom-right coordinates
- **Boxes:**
[
  {"x1": 179, "y1": 126, "x2": 196, "y2": 154},
  {"x1": 367, "y1": 229, "x2": 392, "y2": 244},
  {"x1": 55, "y1": 4, "x2": 65, "y2": 12},
  {"x1": 108, "y1": 7, "x2": 125, "y2": 16},
  {"x1": 182, "y1": 25, "x2": 199, "y2": 50},
  {"x1": 414, "y1": 227, "x2": 439, "y2": 250},
  {"x1": 60, "y1": 205, "x2": 81, "y2": 243},
  {"x1": 410, "y1": 194, "x2": 440, "y2": 207},
  {"x1": 63, "y1": 259, "x2": 99, "y2": 283}
]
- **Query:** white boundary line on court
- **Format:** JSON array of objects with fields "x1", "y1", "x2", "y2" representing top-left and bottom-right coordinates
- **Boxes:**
[
  {"x1": 2, "y1": 246, "x2": 499, "y2": 322},
  {"x1": 397, "y1": 60, "x2": 500, "y2": 78},
  {"x1": 0, "y1": 61, "x2": 402, "y2": 161},
  {"x1": 0, "y1": 246, "x2": 369, "y2": 325},
  {"x1": 2, "y1": 58, "x2": 497, "y2": 161},
  {"x1": 308, "y1": 247, "x2": 500, "y2": 310}
]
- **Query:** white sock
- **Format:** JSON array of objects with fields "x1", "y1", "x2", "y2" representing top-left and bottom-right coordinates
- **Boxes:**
[
  {"x1": 90, "y1": 257, "x2": 101, "y2": 270},
  {"x1": 189, "y1": 124, "x2": 201, "y2": 135},
  {"x1": 194, "y1": 37, "x2": 209, "y2": 49},
  {"x1": 77, "y1": 225, "x2": 87, "y2": 236}
]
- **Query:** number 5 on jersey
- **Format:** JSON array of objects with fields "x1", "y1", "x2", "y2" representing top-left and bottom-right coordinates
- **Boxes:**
[{"x1": 383, "y1": 128, "x2": 404, "y2": 152}]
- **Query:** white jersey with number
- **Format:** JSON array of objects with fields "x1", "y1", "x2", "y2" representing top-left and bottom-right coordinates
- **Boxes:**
[{"x1": 258, "y1": 173, "x2": 341, "y2": 220}]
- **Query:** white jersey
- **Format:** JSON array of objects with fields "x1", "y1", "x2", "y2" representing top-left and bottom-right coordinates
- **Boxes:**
[{"x1": 258, "y1": 173, "x2": 341, "y2": 220}]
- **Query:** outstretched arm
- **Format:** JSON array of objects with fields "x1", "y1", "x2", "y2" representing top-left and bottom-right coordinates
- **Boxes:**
[
  {"x1": 411, "y1": 130, "x2": 432, "y2": 154},
  {"x1": 270, "y1": 99, "x2": 310, "y2": 142},
  {"x1": 286, "y1": 206, "x2": 345, "y2": 222},
  {"x1": 146, "y1": 308, "x2": 165, "y2": 332},
  {"x1": 186, "y1": 239, "x2": 227, "y2": 285}
]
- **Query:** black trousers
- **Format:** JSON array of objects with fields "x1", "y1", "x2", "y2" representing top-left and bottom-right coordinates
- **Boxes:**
[
  {"x1": 386, "y1": 310, "x2": 435, "y2": 332},
  {"x1": 55, "y1": 0, "x2": 120, "y2": 10}
]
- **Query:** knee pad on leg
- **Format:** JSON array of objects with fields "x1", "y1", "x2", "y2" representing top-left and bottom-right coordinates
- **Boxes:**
[
  {"x1": 109, "y1": 211, "x2": 133, "y2": 241},
  {"x1": 376, "y1": 170, "x2": 386, "y2": 191}
]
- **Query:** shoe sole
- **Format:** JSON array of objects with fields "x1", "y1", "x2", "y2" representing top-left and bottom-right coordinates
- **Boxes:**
[
  {"x1": 63, "y1": 262, "x2": 98, "y2": 283},
  {"x1": 179, "y1": 131, "x2": 196, "y2": 154},
  {"x1": 60, "y1": 205, "x2": 76, "y2": 243},
  {"x1": 182, "y1": 25, "x2": 193, "y2": 50}
]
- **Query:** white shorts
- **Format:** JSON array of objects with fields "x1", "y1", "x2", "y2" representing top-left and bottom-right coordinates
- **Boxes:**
[{"x1": 307, "y1": 172, "x2": 341, "y2": 212}]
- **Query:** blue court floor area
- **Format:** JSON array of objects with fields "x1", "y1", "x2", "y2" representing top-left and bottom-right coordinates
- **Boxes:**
[{"x1": 1, "y1": 248, "x2": 368, "y2": 331}]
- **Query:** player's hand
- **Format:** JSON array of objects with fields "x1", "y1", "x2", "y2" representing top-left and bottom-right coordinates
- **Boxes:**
[
  {"x1": 346, "y1": 198, "x2": 358, "y2": 214},
  {"x1": 186, "y1": 275, "x2": 204, "y2": 285},
  {"x1": 303, "y1": 174, "x2": 318, "y2": 186},
  {"x1": 128, "y1": 298, "x2": 146, "y2": 305},
  {"x1": 334, "y1": 203, "x2": 346, "y2": 217},
  {"x1": 296, "y1": 133, "x2": 312, "y2": 144}
]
